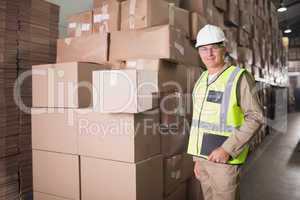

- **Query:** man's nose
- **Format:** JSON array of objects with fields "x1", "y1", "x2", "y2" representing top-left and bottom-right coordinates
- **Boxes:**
[{"x1": 208, "y1": 48, "x2": 213, "y2": 56}]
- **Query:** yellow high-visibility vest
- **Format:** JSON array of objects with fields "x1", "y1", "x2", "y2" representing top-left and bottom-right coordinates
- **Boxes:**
[{"x1": 187, "y1": 65, "x2": 249, "y2": 165}]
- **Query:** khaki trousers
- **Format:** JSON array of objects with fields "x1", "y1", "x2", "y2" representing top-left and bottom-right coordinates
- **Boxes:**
[{"x1": 195, "y1": 158, "x2": 240, "y2": 200}]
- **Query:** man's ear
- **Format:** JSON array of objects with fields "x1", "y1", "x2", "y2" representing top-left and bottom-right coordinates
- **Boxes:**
[{"x1": 224, "y1": 47, "x2": 228, "y2": 53}]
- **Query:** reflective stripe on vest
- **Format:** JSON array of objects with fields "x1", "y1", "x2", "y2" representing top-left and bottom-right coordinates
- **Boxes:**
[{"x1": 187, "y1": 66, "x2": 249, "y2": 165}]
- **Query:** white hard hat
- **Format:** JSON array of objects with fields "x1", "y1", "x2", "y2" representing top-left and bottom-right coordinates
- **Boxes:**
[{"x1": 195, "y1": 24, "x2": 226, "y2": 48}]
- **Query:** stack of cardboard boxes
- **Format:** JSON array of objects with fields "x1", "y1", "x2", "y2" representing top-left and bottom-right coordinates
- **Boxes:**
[
  {"x1": 289, "y1": 48, "x2": 300, "y2": 61},
  {"x1": 0, "y1": 0, "x2": 22, "y2": 199},
  {"x1": 0, "y1": 0, "x2": 59, "y2": 199},
  {"x1": 30, "y1": 0, "x2": 288, "y2": 199},
  {"x1": 31, "y1": 0, "x2": 204, "y2": 200},
  {"x1": 17, "y1": 1, "x2": 60, "y2": 199}
]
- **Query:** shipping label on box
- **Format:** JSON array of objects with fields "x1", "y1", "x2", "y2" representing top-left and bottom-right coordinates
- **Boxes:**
[
  {"x1": 67, "y1": 11, "x2": 93, "y2": 37},
  {"x1": 93, "y1": 0, "x2": 121, "y2": 33}
]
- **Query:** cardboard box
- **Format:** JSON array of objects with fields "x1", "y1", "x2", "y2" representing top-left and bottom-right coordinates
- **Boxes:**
[
  {"x1": 31, "y1": 108, "x2": 78, "y2": 154},
  {"x1": 93, "y1": 0, "x2": 125, "y2": 8},
  {"x1": 253, "y1": 17, "x2": 263, "y2": 41},
  {"x1": 115, "y1": 59, "x2": 202, "y2": 93},
  {"x1": 253, "y1": 40, "x2": 262, "y2": 68},
  {"x1": 67, "y1": 11, "x2": 93, "y2": 37},
  {"x1": 180, "y1": 0, "x2": 206, "y2": 16},
  {"x1": 32, "y1": 150, "x2": 80, "y2": 200},
  {"x1": 81, "y1": 155, "x2": 163, "y2": 200},
  {"x1": 32, "y1": 107, "x2": 160, "y2": 163},
  {"x1": 56, "y1": 33, "x2": 109, "y2": 64},
  {"x1": 237, "y1": 47, "x2": 253, "y2": 66},
  {"x1": 190, "y1": 12, "x2": 207, "y2": 41},
  {"x1": 93, "y1": 69, "x2": 158, "y2": 113},
  {"x1": 165, "y1": 0, "x2": 181, "y2": 6},
  {"x1": 238, "y1": 28, "x2": 250, "y2": 47},
  {"x1": 239, "y1": 0, "x2": 254, "y2": 15},
  {"x1": 289, "y1": 48, "x2": 298, "y2": 60},
  {"x1": 121, "y1": 0, "x2": 169, "y2": 30},
  {"x1": 32, "y1": 62, "x2": 108, "y2": 108},
  {"x1": 224, "y1": 0, "x2": 239, "y2": 27},
  {"x1": 164, "y1": 154, "x2": 193, "y2": 196},
  {"x1": 0, "y1": 135, "x2": 19, "y2": 158},
  {"x1": 160, "y1": 92, "x2": 192, "y2": 127},
  {"x1": 160, "y1": 120, "x2": 189, "y2": 157},
  {"x1": 253, "y1": 66, "x2": 262, "y2": 80},
  {"x1": 224, "y1": 27, "x2": 238, "y2": 59},
  {"x1": 187, "y1": 177, "x2": 204, "y2": 200},
  {"x1": 168, "y1": 5, "x2": 190, "y2": 37},
  {"x1": 93, "y1": 0, "x2": 121, "y2": 33},
  {"x1": 77, "y1": 108, "x2": 160, "y2": 162},
  {"x1": 240, "y1": 11, "x2": 252, "y2": 34},
  {"x1": 110, "y1": 25, "x2": 200, "y2": 66},
  {"x1": 214, "y1": 0, "x2": 227, "y2": 12},
  {"x1": 206, "y1": 1, "x2": 224, "y2": 27},
  {"x1": 164, "y1": 183, "x2": 187, "y2": 200}
]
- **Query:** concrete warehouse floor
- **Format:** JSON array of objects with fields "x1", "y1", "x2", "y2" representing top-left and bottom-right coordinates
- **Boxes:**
[{"x1": 241, "y1": 113, "x2": 300, "y2": 200}]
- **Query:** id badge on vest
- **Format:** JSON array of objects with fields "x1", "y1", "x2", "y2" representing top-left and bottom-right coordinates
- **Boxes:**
[{"x1": 206, "y1": 90, "x2": 223, "y2": 104}]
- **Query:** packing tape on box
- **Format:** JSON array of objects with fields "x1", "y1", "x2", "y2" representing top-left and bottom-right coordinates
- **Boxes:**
[
  {"x1": 99, "y1": 22, "x2": 109, "y2": 33},
  {"x1": 126, "y1": 60, "x2": 145, "y2": 69},
  {"x1": 129, "y1": 0, "x2": 137, "y2": 29},
  {"x1": 94, "y1": 14, "x2": 110, "y2": 23},
  {"x1": 127, "y1": 61, "x2": 138, "y2": 68},
  {"x1": 171, "y1": 170, "x2": 181, "y2": 180},
  {"x1": 174, "y1": 42, "x2": 184, "y2": 55},
  {"x1": 75, "y1": 26, "x2": 82, "y2": 37},
  {"x1": 95, "y1": 4, "x2": 110, "y2": 33},
  {"x1": 169, "y1": 5, "x2": 175, "y2": 26},
  {"x1": 64, "y1": 38, "x2": 72, "y2": 46},
  {"x1": 95, "y1": 3, "x2": 110, "y2": 22},
  {"x1": 81, "y1": 23, "x2": 91, "y2": 31}
]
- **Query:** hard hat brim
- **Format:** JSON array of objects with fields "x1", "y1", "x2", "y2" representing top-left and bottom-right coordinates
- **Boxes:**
[{"x1": 195, "y1": 39, "x2": 226, "y2": 48}]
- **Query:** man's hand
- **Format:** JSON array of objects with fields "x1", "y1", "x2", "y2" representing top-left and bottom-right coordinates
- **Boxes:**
[
  {"x1": 207, "y1": 147, "x2": 230, "y2": 164},
  {"x1": 194, "y1": 161, "x2": 201, "y2": 179}
]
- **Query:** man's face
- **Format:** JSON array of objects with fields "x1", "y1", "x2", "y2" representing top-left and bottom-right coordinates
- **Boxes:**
[{"x1": 198, "y1": 43, "x2": 226, "y2": 69}]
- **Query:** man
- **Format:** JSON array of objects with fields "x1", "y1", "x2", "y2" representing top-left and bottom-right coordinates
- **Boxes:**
[{"x1": 187, "y1": 24, "x2": 263, "y2": 200}]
